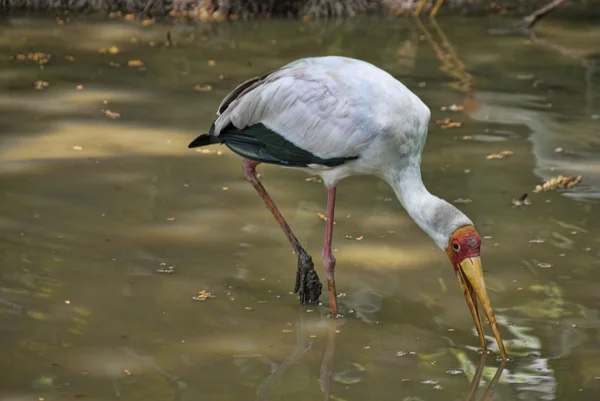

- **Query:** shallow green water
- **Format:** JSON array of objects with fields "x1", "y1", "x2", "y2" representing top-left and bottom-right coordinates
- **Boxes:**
[{"x1": 1, "y1": 14, "x2": 600, "y2": 401}]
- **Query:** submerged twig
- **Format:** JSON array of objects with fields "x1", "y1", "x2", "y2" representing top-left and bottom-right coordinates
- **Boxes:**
[{"x1": 519, "y1": 0, "x2": 568, "y2": 31}]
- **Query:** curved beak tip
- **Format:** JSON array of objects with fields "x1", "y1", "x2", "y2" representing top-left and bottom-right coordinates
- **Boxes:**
[{"x1": 457, "y1": 256, "x2": 507, "y2": 360}]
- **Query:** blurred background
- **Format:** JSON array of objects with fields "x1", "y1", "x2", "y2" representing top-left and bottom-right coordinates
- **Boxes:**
[{"x1": 1, "y1": 1, "x2": 600, "y2": 400}]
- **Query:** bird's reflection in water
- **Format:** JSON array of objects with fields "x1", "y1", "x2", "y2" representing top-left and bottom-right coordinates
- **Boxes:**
[
  {"x1": 254, "y1": 314, "x2": 504, "y2": 401},
  {"x1": 465, "y1": 354, "x2": 505, "y2": 401}
]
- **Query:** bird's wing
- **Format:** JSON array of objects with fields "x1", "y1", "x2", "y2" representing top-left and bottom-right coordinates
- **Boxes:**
[{"x1": 213, "y1": 58, "x2": 384, "y2": 162}]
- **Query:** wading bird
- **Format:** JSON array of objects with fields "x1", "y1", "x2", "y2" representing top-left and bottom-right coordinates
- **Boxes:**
[{"x1": 189, "y1": 56, "x2": 507, "y2": 359}]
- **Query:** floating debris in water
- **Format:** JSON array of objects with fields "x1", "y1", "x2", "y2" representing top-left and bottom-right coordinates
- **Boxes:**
[
  {"x1": 33, "y1": 80, "x2": 49, "y2": 90},
  {"x1": 65, "y1": 300, "x2": 71, "y2": 304},
  {"x1": 128, "y1": 60, "x2": 144, "y2": 68},
  {"x1": 317, "y1": 212, "x2": 327, "y2": 221},
  {"x1": 208, "y1": 60, "x2": 216, "y2": 67},
  {"x1": 453, "y1": 198, "x2": 472, "y2": 204},
  {"x1": 125, "y1": 13, "x2": 135, "y2": 20},
  {"x1": 97, "y1": 46, "x2": 120, "y2": 55},
  {"x1": 571, "y1": 323, "x2": 577, "y2": 328},
  {"x1": 537, "y1": 262, "x2": 551, "y2": 268},
  {"x1": 455, "y1": 135, "x2": 472, "y2": 140},
  {"x1": 11, "y1": 52, "x2": 51, "y2": 64},
  {"x1": 534, "y1": 175, "x2": 582, "y2": 192},
  {"x1": 529, "y1": 238, "x2": 545, "y2": 243},
  {"x1": 512, "y1": 193, "x2": 530, "y2": 207},
  {"x1": 355, "y1": 236, "x2": 364, "y2": 241},
  {"x1": 193, "y1": 84, "x2": 212, "y2": 92},
  {"x1": 103, "y1": 110, "x2": 121, "y2": 119},
  {"x1": 76, "y1": 85, "x2": 83, "y2": 90},
  {"x1": 193, "y1": 290, "x2": 214, "y2": 301},
  {"x1": 304, "y1": 177, "x2": 322, "y2": 183},
  {"x1": 440, "y1": 104, "x2": 464, "y2": 112},
  {"x1": 141, "y1": 18, "x2": 155, "y2": 26},
  {"x1": 123, "y1": 369, "x2": 133, "y2": 376},
  {"x1": 435, "y1": 118, "x2": 462, "y2": 129},
  {"x1": 554, "y1": 147, "x2": 563, "y2": 153},
  {"x1": 487, "y1": 150, "x2": 513, "y2": 160},
  {"x1": 396, "y1": 351, "x2": 417, "y2": 357},
  {"x1": 72, "y1": 145, "x2": 83, "y2": 151},
  {"x1": 109, "y1": 61, "x2": 121, "y2": 68},
  {"x1": 157, "y1": 264, "x2": 176, "y2": 274},
  {"x1": 445, "y1": 369, "x2": 463, "y2": 375}
]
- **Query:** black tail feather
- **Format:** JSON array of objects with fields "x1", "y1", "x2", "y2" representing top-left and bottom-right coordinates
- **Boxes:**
[
  {"x1": 188, "y1": 123, "x2": 220, "y2": 148},
  {"x1": 188, "y1": 134, "x2": 218, "y2": 148}
]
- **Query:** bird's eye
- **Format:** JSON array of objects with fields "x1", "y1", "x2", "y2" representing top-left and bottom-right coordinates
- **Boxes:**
[{"x1": 452, "y1": 243, "x2": 460, "y2": 252}]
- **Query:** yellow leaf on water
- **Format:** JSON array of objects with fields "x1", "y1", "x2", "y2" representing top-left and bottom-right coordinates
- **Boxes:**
[{"x1": 128, "y1": 60, "x2": 144, "y2": 67}]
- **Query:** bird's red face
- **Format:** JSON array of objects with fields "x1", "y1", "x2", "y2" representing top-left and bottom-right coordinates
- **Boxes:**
[{"x1": 446, "y1": 225, "x2": 507, "y2": 360}]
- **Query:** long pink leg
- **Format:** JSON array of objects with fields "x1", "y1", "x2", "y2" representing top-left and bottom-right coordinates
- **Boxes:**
[
  {"x1": 322, "y1": 186, "x2": 338, "y2": 314},
  {"x1": 243, "y1": 159, "x2": 322, "y2": 304}
]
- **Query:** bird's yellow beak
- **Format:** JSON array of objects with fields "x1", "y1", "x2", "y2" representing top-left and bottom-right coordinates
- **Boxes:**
[{"x1": 456, "y1": 256, "x2": 507, "y2": 360}]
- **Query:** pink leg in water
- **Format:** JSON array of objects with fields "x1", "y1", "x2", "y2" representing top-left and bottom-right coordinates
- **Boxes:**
[
  {"x1": 243, "y1": 159, "x2": 322, "y2": 304},
  {"x1": 322, "y1": 185, "x2": 338, "y2": 314}
]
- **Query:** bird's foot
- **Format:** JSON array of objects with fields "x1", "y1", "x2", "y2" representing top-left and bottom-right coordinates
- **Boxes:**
[{"x1": 294, "y1": 250, "x2": 322, "y2": 304}]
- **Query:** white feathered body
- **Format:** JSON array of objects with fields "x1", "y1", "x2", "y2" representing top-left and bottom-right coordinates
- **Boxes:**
[{"x1": 213, "y1": 56, "x2": 431, "y2": 186}]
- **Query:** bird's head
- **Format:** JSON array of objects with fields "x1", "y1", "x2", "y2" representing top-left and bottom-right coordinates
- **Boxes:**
[{"x1": 446, "y1": 225, "x2": 507, "y2": 360}]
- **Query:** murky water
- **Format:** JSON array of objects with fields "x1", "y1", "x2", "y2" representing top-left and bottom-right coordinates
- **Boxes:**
[{"x1": 1, "y1": 14, "x2": 600, "y2": 401}]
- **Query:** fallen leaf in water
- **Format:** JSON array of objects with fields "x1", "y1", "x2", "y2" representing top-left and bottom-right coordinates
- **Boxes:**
[
  {"x1": 141, "y1": 18, "x2": 155, "y2": 26},
  {"x1": 125, "y1": 13, "x2": 135, "y2": 20},
  {"x1": 317, "y1": 212, "x2": 327, "y2": 221},
  {"x1": 166, "y1": 217, "x2": 175, "y2": 221},
  {"x1": 65, "y1": 300, "x2": 71, "y2": 304},
  {"x1": 455, "y1": 135, "x2": 472, "y2": 140},
  {"x1": 571, "y1": 323, "x2": 577, "y2": 328},
  {"x1": 440, "y1": 104, "x2": 464, "y2": 112},
  {"x1": 193, "y1": 290, "x2": 214, "y2": 301},
  {"x1": 554, "y1": 147, "x2": 563, "y2": 153},
  {"x1": 128, "y1": 59, "x2": 144, "y2": 67},
  {"x1": 486, "y1": 150, "x2": 513, "y2": 160},
  {"x1": 356, "y1": 236, "x2": 364, "y2": 241},
  {"x1": 12, "y1": 52, "x2": 51, "y2": 64},
  {"x1": 108, "y1": 46, "x2": 119, "y2": 55},
  {"x1": 33, "y1": 80, "x2": 49, "y2": 90},
  {"x1": 72, "y1": 145, "x2": 83, "y2": 151},
  {"x1": 222, "y1": 186, "x2": 229, "y2": 191},
  {"x1": 534, "y1": 175, "x2": 582, "y2": 192},
  {"x1": 193, "y1": 84, "x2": 212, "y2": 92},
  {"x1": 148, "y1": 40, "x2": 156, "y2": 47},
  {"x1": 245, "y1": 307, "x2": 253, "y2": 311},
  {"x1": 435, "y1": 119, "x2": 462, "y2": 129},
  {"x1": 208, "y1": 59, "x2": 216, "y2": 66},
  {"x1": 104, "y1": 110, "x2": 121, "y2": 119},
  {"x1": 123, "y1": 369, "x2": 133, "y2": 376},
  {"x1": 76, "y1": 85, "x2": 83, "y2": 90},
  {"x1": 65, "y1": 55, "x2": 75, "y2": 61}
]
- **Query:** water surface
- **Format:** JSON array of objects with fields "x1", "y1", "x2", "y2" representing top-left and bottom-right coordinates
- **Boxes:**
[{"x1": 1, "y1": 14, "x2": 600, "y2": 401}]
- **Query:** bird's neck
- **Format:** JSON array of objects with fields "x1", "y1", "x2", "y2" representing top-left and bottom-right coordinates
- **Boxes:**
[{"x1": 384, "y1": 162, "x2": 473, "y2": 250}]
